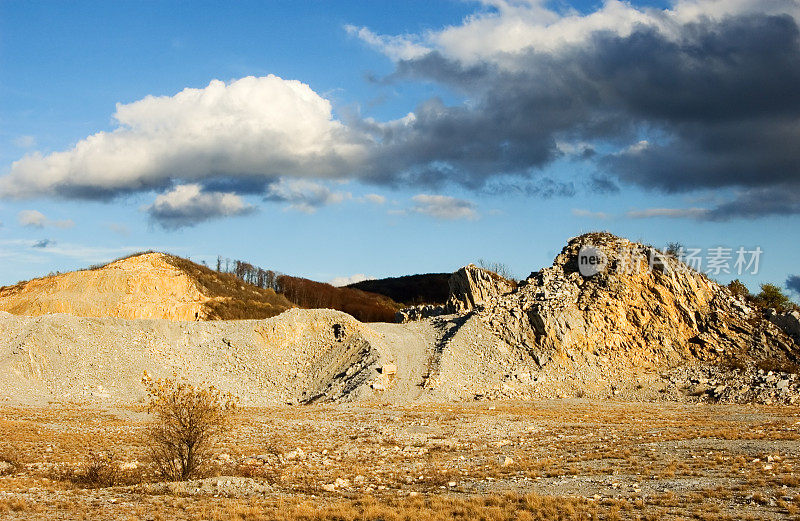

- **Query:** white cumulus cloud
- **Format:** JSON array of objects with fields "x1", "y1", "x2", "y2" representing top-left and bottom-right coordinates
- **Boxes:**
[
  {"x1": 411, "y1": 194, "x2": 478, "y2": 220},
  {"x1": 0, "y1": 75, "x2": 367, "y2": 199},
  {"x1": 145, "y1": 184, "x2": 255, "y2": 229},
  {"x1": 265, "y1": 178, "x2": 350, "y2": 213},
  {"x1": 17, "y1": 209, "x2": 75, "y2": 229}
]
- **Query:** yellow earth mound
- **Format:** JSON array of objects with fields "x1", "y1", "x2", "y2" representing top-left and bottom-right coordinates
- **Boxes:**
[{"x1": 0, "y1": 253, "x2": 209, "y2": 320}]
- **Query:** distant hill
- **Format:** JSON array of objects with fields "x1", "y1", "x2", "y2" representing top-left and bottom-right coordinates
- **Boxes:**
[
  {"x1": 0, "y1": 252, "x2": 294, "y2": 321},
  {"x1": 277, "y1": 275, "x2": 401, "y2": 322},
  {"x1": 348, "y1": 273, "x2": 451, "y2": 306},
  {"x1": 212, "y1": 257, "x2": 405, "y2": 322},
  {"x1": 0, "y1": 252, "x2": 404, "y2": 323}
]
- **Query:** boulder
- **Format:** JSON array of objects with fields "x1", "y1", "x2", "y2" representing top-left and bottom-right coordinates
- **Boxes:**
[
  {"x1": 381, "y1": 363, "x2": 397, "y2": 376},
  {"x1": 498, "y1": 455, "x2": 514, "y2": 467}
]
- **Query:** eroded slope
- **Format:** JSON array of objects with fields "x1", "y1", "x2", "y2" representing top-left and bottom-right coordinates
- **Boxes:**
[{"x1": 0, "y1": 253, "x2": 294, "y2": 321}]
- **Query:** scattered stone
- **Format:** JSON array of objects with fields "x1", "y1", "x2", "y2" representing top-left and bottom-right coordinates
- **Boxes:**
[{"x1": 499, "y1": 455, "x2": 514, "y2": 467}]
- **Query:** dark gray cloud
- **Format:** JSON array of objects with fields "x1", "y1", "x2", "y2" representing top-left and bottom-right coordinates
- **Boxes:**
[
  {"x1": 369, "y1": 13, "x2": 800, "y2": 216},
  {"x1": 32, "y1": 239, "x2": 55, "y2": 248},
  {"x1": 787, "y1": 275, "x2": 800, "y2": 295}
]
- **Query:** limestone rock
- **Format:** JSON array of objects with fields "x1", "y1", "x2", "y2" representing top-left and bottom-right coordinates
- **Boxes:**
[
  {"x1": 396, "y1": 304, "x2": 445, "y2": 323},
  {"x1": 445, "y1": 264, "x2": 516, "y2": 314},
  {"x1": 498, "y1": 455, "x2": 514, "y2": 467},
  {"x1": 475, "y1": 232, "x2": 798, "y2": 375},
  {"x1": 767, "y1": 310, "x2": 800, "y2": 344}
]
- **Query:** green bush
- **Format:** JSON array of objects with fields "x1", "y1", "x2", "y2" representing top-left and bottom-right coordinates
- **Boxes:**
[{"x1": 754, "y1": 283, "x2": 791, "y2": 312}]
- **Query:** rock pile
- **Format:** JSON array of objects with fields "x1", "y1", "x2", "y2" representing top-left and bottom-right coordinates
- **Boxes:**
[
  {"x1": 0, "y1": 308, "x2": 381, "y2": 405},
  {"x1": 665, "y1": 365, "x2": 800, "y2": 405},
  {"x1": 395, "y1": 304, "x2": 445, "y2": 323},
  {"x1": 474, "y1": 233, "x2": 797, "y2": 376}
]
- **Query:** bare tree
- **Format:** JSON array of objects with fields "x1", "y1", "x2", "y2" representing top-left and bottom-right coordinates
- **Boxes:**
[
  {"x1": 665, "y1": 242, "x2": 684, "y2": 258},
  {"x1": 477, "y1": 258, "x2": 517, "y2": 281}
]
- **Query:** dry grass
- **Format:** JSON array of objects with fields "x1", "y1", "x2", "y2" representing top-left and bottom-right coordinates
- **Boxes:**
[
  {"x1": 163, "y1": 255, "x2": 295, "y2": 320},
  {"x1": 196, "y1": 493, "x2": 602, "y2": 521},
  {"x1": 1, "y1": 400, "x2": 799, "y2": 519}
]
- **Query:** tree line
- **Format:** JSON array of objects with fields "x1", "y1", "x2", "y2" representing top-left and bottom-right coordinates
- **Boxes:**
[{"x1": 215, "y1": 256, "x2": 399, "y2": 322}]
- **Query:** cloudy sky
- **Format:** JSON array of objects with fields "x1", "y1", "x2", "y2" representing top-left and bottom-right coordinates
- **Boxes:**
[{"x1": 1, "y1": 0, "x2": 798, "y2": 293}]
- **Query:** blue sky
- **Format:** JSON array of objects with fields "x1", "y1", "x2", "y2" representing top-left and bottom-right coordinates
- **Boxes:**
[{"x1": 1, "y1": 0, "x2": 798, "y2": 297}]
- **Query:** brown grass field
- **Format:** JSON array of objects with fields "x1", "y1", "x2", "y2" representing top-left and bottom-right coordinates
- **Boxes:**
[{"x1": 1, "y1": 400, "x2": 799, "y2": 520}]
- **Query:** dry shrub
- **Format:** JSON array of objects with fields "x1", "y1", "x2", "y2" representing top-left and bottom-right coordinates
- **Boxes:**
[
  {"x1": 0, "y1": 497, "x2": 38, "y2": 514},
  {"x1": 83, "y1": 450, "x2": 118, "y2": 488},
  {"x1": 62, "y1": 450, "x2": 118, "y2": 488},
  {"x1": 0, "y1": 451, "x2": 20, "y2": 476},
  {"x1": 143, "y1": 373, "x2": 238, "y2": 481}
]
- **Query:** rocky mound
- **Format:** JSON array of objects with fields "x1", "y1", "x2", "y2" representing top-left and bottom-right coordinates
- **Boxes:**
[
  {"x1": 479, "y1": 233, "x2": 797, "y2": 374},
  {"x1": 0, "y1": 253, "x2": 294, "y2": 321},
  {"x1": 398, "y1": 233, "x2": 799, "y2": 402},
  {"x1": 0, "y1": 308, "x2": 381, "y2": 405}
]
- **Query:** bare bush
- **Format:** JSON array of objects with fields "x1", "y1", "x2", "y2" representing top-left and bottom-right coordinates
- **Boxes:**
[
  {"x1": 142, "y1": 373, "x2": 238, "y2": 481},
  {"x1": 477, "y1": 259, "x2": 517, "y2": 282},
  {"x1": 56, "y1": 450, "x2": 120, "y2": 488},
  {"x1": 665, "y1": 242, "x2": 684, "y2": 258},
  {"x1": 82, "y1": 450, "x2": 118, "y2": 488}
]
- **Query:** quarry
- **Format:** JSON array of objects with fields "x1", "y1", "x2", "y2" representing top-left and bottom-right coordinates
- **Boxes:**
[{"x1": 1, "y1": 232, "x2": 799, "y2": 520}]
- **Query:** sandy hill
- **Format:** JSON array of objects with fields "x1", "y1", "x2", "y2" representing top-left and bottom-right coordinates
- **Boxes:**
[{"x1": 0, "y1": 252, "x2": 294, "y2": 321}]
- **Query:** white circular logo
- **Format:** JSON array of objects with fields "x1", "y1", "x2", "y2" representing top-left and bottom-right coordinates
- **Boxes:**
[{"x1": 578, "y1": 245, "x2": 607, "y2": 277}]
